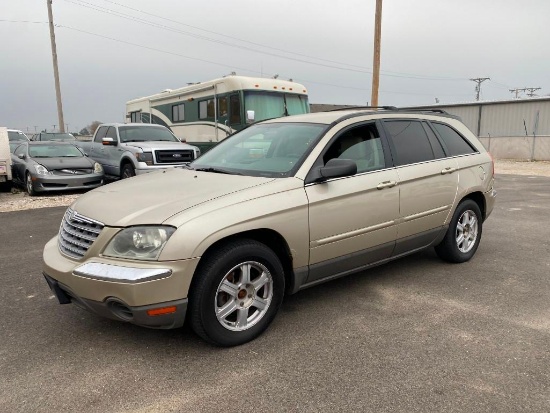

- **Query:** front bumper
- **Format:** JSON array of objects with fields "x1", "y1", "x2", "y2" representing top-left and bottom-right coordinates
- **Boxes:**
[
  {"x1": 43, "y1": 273, "x2": 188, "y2": 329},
  {"x1": 135, "y1": 163, "x2": 190, "y2": 175},
  {"x1": 42, "y1": 235, "x2": 200, "y2": 329},
  {"x1": 31, "y1": 172, "x2": 104, "y2": 192}
]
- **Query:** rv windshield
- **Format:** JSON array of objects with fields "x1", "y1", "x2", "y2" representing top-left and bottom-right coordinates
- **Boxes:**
[
  {"x1": 243, "y1": 91, "x2": 309, "y2": 121},
  {"x1": 191, "y1": 122, "x2": 326, "y2": 178},
  {"x1": 119, "y1": 126, "x2": 178, "y2": 143}
]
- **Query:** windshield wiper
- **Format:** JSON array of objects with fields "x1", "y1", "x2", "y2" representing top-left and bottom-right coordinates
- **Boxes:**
[{"x1": 193, "y1": 167, "x2": 242, "y2": 175}]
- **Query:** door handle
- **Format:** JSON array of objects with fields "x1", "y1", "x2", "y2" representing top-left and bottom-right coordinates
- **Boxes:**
[
  {"x1": 441, "y1": 167, "x2": 457, "y2": 175},
  {"x1": 377, "y1": 180, "x2": 397, "y2": 190}
]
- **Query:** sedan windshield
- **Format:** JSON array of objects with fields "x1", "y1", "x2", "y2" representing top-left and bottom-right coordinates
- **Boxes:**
[
  {"x1": 119, "y1": 126, "x2": 178, "y2": 142},
  {"x1": 29, "y1": 145, "x2": 84, "y2": 158},
  {"x1": 191, "y1": 122, "x2": 326, "y2": 178}
]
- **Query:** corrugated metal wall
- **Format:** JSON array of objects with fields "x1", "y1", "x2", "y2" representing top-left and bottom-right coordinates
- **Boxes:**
[{"x1": 418, "y1": 98, "x2": 550, "y2": 137}]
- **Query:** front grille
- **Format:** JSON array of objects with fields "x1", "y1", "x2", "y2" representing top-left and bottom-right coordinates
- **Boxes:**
[
  {"x1": 52, "y1": 169, "x2": 93, "y2": 175},
  {"x1": 58, "y1": 208, "x2": 104, "y2": 259},
  {"x1": 154, "y1": 149, "x2": 194, "y2": 164}
]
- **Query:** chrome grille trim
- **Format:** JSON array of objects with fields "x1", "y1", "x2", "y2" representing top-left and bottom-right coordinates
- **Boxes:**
[{"x1": 58, "y1": 208, "x2": 104, "y2": 259}]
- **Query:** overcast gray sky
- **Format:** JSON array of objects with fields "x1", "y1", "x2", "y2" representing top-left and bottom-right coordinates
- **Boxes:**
[{"x1": 2, "y1": 0, "x2": 549, "y2": 133}]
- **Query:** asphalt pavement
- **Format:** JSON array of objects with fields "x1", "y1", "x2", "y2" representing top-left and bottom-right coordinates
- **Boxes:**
[{"x1": 0, "y1": 174, "x2": 549, "y2": 412}]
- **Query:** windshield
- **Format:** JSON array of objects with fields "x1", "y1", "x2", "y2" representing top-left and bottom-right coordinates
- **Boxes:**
[
  {"x1": 40, "y1": 133, "x2": 75, "y2": 141},
  {"x1": 119, "y1": 126, "x2": 178, "y2": 142},
  {"x1": 192, "y1": 122, "x2": 326, "y2": 178},
  {"x1": 243, "y1": 91, "x2": 309, "y2": 121},
  {"x1": 8, "y1": 131, "x2": 29, "y2": 141},
  {"x1": 29, "y1": 144, "x2": 84, "y2": 158}
]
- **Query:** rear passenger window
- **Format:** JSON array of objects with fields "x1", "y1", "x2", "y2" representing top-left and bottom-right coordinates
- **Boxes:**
[
  {"x1": 431, "y1": 122, "x2": 476, "y2": 156},
  {"x1": 383, "y1": 120, "x2": 435, "y2": 166}
]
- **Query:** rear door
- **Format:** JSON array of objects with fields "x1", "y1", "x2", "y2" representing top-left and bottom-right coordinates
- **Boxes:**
[
  {"x1": 381, "y1": 119, "x2": 458, "y2": 255},
  {"x1": 305, "y1": 121, "x2": 400, "y2": 283}
]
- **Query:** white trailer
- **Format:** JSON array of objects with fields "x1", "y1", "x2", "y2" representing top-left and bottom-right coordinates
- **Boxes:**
[{"x1": 0, "y1": 127, "x2": 13, "y2": 186}]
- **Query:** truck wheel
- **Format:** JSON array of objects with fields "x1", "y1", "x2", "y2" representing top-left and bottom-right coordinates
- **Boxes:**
[
  {"x1": 121, "y1": 164, "x2": 135, "y2": 179},
  {"x1": 189, "y1": 239, "x2": 285, "y2": 347},
  {"x1": 26, "y1": 172, "x2": 36, "y2": 196},
  {"x1": 435, "y1": 199, "x2": 482, "y2": 263}
]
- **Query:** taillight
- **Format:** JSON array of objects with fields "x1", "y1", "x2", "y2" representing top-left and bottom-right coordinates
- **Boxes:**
[{"x1": 488, "y1": 151, "x2": 495, "y2": 177}]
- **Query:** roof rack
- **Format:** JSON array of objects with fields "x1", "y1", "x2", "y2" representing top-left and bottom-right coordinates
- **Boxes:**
[
  {"x1": 396, "y1": 108, "x2": 449, "y2": 115},
  {"x1": 327, "y1": 106, "x2": 398, "y2": 112}
]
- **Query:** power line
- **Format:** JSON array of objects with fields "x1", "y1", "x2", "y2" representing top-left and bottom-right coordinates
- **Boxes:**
[
  {"x1": 470, "y1": 77, "x2": 490, "y2": 101},
  {"x1": 55, "y1": 24, "x2": 470, "y2": 99},
  {"x1": 509, "y1": 87, "x2": 527, "y2": 98},
  {"x1": 61, "y1": 0, "x2": 467, "y2": 82},
  {"x1": 525, "y1": 87, "x2": 541, "y2": 97}
]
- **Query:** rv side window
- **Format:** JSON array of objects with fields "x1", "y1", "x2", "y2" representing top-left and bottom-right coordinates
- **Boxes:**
[
  {"x1": 129, "y1": 111, "x2": 141, "y2": 123},
  {"x1": 172, "y1": 104, "x2": 185, "y2": 122},
  {"x1": 218, "y1": 97, "x2": 228, "y2": 117},
  {"x1": 230, "y1": 95, "x2": 241, "y2": 125},
  {"x1": 199, "y1": 100, "x2": 215, "y2": 119}
]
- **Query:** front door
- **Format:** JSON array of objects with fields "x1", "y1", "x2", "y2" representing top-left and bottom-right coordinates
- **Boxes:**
[{"x1": 305, "y1": 122, "x2": 400, "y2": 283}]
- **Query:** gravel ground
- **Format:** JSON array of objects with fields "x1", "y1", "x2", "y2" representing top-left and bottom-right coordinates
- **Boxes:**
[{"x1": 1, "y1": 159, "x2": 549, "y2": 213}]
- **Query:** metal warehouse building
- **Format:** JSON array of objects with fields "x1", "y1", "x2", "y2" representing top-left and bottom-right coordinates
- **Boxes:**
[
  {"x1": 407, "y1": 97, "x2": 550, "y2": 160},
  {"x1": 311, "y1": 98, "x2": 550, "y2": 160}
]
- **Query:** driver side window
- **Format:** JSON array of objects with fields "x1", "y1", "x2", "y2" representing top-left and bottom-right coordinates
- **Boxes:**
[{"x1": 323, "y1": 124, "x2": 386, "y2": 173}]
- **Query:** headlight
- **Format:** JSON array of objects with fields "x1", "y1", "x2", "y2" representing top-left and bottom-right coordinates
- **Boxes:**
[
  {"x1": 34, "y1": 164, "x2": 52, "y2": 175},
  {"x1": 103, "y1": 226, "x2": 176, "y2": 260},
  {"x1": 135, "y1": 152, "x2": 153, "y2": 165},
  {"x1": 93, "y1": 162, "x2": 103, "y2": 173}
]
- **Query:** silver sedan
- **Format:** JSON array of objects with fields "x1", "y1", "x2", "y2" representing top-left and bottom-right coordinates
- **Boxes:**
[{"x1": 11, "y1": 142, "x2": 104, "y2": 195}]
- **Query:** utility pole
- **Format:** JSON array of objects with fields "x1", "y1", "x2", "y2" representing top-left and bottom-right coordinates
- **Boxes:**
[
  {"x1": 509, "y1": 88, "x2": 527, "y2": 99},
  {"x1": 470, "y1": 77, "x2": 490, "y2": 101},
  {"x1": 525, "y1": 87, "x2": 541, "y2": 97},
  {"x1": 47, "y1": 0, "x2": 65, "y2": 133},
  {"x1": 370, "y1": 0, "x2": 383, "y2": 107}
]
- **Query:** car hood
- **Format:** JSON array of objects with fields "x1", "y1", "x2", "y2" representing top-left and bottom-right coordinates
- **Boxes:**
[
  {"x1": 122, "y1": 141, "x2": 195, "y2": 151},
  {"x1": 71, "y1": 168, "x2": 276, "y2": 227},
  {"x1": 33, "y1": 157, "x2": 94, "y2": 170}
]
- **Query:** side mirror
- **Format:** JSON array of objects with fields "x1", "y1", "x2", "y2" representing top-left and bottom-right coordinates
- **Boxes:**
[
  {"x1": 102, "y1": 137, "x2": 117, "y2": 146},
  {"x1": 17, "y1": 153, "x2": 26, "y2": 160},
  {"x1": 246, "y1": 110, "x2": 255, "y2": 124},
  {"x1": 319, "y1": 158, "x2": 357, "y2": 181}
]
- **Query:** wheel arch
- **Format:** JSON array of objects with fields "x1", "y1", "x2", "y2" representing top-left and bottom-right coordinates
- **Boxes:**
[
  {"x1": 193, "y1": 228, "x2": 295, "y2": 294},
  {"x1": 119, "y1": 156, "x2": 137, "y2": 177},
  {"x1": 460, "y1": 191, "x2": 486, "y2": 221}
]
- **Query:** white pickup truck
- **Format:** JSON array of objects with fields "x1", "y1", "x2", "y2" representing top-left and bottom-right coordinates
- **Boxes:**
[{"x1": 77, "y1": 123, "x2": 201, "y2": 179}]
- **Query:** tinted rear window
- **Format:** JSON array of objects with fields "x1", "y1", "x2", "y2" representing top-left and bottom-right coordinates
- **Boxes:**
[
  {"x1": 431, "y1": 122, "x2": 476, "y2": 156},
  {"x1": 384, "y1": 120, "x2": 435, "y2": 166}
]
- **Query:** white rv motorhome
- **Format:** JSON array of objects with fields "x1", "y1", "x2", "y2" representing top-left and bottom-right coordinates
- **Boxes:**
[{"x1": 126, "y1": 75, "x2": 310, "y2": 152}]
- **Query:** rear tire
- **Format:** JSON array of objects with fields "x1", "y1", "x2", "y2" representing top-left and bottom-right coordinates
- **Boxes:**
[
  {"x1": 435, "y1": 199, "x2": 482, "y2": 263},
  {"x1": 121, "y1": 163, "x2": 135, "y2": 179},
  {"x1": 189, "y1": 239, "x2": 285, "y2": 347}
]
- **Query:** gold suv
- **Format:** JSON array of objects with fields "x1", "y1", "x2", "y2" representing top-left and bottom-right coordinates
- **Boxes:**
[{"x1": 43, "y1": 108, "x2": 496, "y2": 346}]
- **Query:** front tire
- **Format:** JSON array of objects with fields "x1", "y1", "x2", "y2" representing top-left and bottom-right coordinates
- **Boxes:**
[
  {"x1": 26, "y1": 172, "x2": 36, "y2": 196},
  {"x1": 121, "y1": 163, "x2": 135, "y2": 179},
  {"x1": 189, "y1": 239, "x2": 285, "y2": 346},
  {"x1": 435, "y1": 199, "x2": 482, "y2": 263}
]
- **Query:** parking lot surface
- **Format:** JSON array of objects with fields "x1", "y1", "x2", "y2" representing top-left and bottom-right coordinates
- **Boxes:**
[{"x1": 0, "y1": 174, "x2": 549, "y2": 412}]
